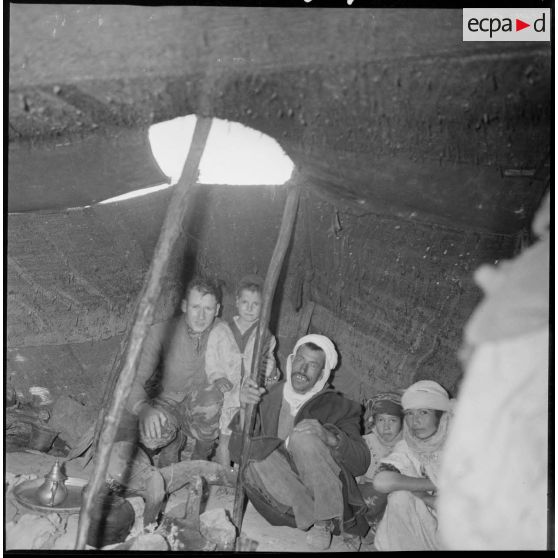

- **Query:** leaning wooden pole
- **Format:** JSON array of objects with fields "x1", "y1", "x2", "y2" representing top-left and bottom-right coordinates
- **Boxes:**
[
  {"x1": 232, "y1": 182, "x2": 301, "y2": 546},
  {"x1": 74, "y1": 116, "x2": 213, "y2": 550}
]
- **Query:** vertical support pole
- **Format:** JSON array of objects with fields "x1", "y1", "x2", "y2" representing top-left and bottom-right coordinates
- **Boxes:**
[
  {"x1": 231, "y1": 182, "x2": 301, "y2": 545},
  {"x1": 74, "y1": 116, "x2": 213, "y2": 549}
]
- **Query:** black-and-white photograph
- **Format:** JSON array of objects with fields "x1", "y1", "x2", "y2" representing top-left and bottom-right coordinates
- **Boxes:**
[{"x1": 6, "y1": 3, "x2": 552, "y2": 552}]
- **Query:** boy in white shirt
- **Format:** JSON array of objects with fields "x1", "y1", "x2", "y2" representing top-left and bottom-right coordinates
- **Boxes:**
[{"x1": 205, "y1": 275, "x2": 280, "y2": 468}]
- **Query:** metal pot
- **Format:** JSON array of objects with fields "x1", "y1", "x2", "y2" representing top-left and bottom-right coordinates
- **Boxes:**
[
  {"x1": 84, "y1": 484, "x2": 135, "y2": 548},
  {"x1": 36, "y1": 460, "x2": 68, "y2": 507}
]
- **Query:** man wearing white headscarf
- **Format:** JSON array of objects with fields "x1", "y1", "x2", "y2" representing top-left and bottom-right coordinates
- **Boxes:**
[{"x1": 228, "y1": 334, "x2": 370, "y2": 550}]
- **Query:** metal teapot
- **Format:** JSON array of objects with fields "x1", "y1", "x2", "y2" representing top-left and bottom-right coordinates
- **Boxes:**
[{"x1": 36, "y1": 460, "x2": 68, "y2": 507}]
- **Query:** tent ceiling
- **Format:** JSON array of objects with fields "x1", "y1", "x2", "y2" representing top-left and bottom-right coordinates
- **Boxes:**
[
  {"x1": 8, "y1": 6, "x2": 550, "y2": 234},
  {"x1": 8, "y1": 130, "x2": 168, "y2": 212}
]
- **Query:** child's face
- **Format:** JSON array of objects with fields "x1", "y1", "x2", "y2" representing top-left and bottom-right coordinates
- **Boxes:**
[
  {"x1": 236, "y1": 289, "x2": 262, "y2": 324},
  {"x1": 375, "y1": 413, "x2": 403, "y2": 443},
  {"x1": 404, "y1": 408, "x2": 440, "y2": 439}
]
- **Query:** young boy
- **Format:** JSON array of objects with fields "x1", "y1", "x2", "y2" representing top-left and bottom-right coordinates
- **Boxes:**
[
  {"x1": 358, "y1": 392, "x2": 404, "y2": 544},
  {"x1": 205, "y1": 275, "x2": 280, "y2": 468}
]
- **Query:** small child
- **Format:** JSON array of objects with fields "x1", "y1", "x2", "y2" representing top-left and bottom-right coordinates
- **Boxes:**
[
  {"x1": 358, "y1": 392, "x2": 404, "y2": 542},
  {"x1": 205, "y1": 274, "x2": 280, "y2": 468}
]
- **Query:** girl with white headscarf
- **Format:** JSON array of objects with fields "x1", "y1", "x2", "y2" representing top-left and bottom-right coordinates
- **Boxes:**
[{"x1": 372, "y1": 380, "x2": 454, "y2": 551}]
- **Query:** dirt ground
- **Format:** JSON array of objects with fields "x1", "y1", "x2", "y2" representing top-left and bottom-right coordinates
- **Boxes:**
[{"x1": 5, "y1": 450, "x2": 367, "y2": 552}]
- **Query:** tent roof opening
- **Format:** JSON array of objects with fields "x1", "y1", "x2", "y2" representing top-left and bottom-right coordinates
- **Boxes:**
[
  {"x1": 99, "y1": 115, "x2": 294, "y2": 205},
  {"x1": 149, "y1": 115, "x2": 295, "y2": 187}
]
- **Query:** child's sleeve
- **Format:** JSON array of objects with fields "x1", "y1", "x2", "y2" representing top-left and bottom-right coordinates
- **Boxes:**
[{"x1": 205, "y1": 325, "x2": 228, "y2": 384}]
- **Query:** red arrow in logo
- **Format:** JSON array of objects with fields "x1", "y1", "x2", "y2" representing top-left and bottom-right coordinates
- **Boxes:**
[{"x1": 516, "y1": 19, "x2": 530, "y2": 31}]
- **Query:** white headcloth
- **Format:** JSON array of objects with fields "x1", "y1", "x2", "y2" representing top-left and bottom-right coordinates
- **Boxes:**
[{"x1": 401, "y1": 380, "x2": 451, "y2": 412}]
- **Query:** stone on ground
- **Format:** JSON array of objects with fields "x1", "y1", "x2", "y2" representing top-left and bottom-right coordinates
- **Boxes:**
[
  {"x1": 52, "y1": 515, "x2": 80, "y2": 549},
  {"x1": 200, "y1": 507, "x2": 236, "y2": 551},
  {"x1": 5, "y1": 512, "x2": 63, "y2": 550}
]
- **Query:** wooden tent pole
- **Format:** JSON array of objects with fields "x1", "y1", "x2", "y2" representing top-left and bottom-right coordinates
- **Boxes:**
[
  {"x1": 74, "y1": 116, "x2": 213, "y2": 550},
  {"x1": 232, "y1": 182, "x2": 301, "y2": 546}
]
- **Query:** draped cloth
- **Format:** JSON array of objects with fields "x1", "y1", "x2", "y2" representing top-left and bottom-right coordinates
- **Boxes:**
[
  {"x1": 374, "y1": 488, "x2": 441, "y2": 551},
  {"x1": 359, "y1": 427, "x2": 402, "y2": 482},
  {"x1": 437, "y1": 194, "x2": 549, "y2": 551},
  {"x1": 373, "y1": 410, "x2": 452, "y2": 550},
  {"x1": 402, "y1": 380, "x2": 451, "y2": 413},
  {"x1": 438, "y1": 330, "x2": 548, "y2": 550},
  {"x1": 358, "y1": 427, "x2": 402, "y2": 530},
  {"x1": 402, "y1": 412, "x2": 451, "y2": 486}
]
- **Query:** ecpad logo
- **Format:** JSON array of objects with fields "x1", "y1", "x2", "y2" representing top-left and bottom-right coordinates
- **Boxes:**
[
  {"x1": 463, "y1": 9, "x2": 550, "y2": 41},
  {"x1": 468, "y1": 14, "x2": 545, "y2": 37}
]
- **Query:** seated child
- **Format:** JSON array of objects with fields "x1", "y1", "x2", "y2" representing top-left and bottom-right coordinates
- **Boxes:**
[
  {"x1": 205, "y1": 274, "x2": 280, "y2": 468},
  {"x1": 372, "y1": 380, "x2": 454, "y2": 551},
  {"x1": 358, "y1": 392, "x2": 404, "y2": 540}
]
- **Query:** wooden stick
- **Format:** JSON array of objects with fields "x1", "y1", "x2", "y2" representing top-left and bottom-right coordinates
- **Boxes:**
[
  {"x1": 91, "y1": 330, "x2": 132, "y2": 454},
  {"x1": 231, "y1": 182, "x2": 301, "y2": 545},
  {"x1": 74, "y1": 116, "x2": 213, "y2": 550}
]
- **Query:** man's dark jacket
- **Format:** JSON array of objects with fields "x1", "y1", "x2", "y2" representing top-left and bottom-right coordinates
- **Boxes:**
[{"x1": 229, "y1": 382, "x2": 370, "y2": 536}]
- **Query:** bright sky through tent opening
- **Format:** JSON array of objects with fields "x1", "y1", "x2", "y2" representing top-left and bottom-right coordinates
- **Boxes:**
[{"x1": 99, "y1": 116, "x2": 294, "y2": 204}]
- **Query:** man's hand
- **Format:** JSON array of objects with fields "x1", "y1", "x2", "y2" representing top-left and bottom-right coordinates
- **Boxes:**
[
  {"x1": 214, "y1": 378, "x2": 234, "y2": 393},
  {"x1": 138, "y1": 405, "x2": 167, "y2": 440},
  {"x1": 292, "y1": 419, "x2": 339, "y2": 447},
  {"x1": 240, "y1": 378, "x2": 265, "y2": 406}
]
